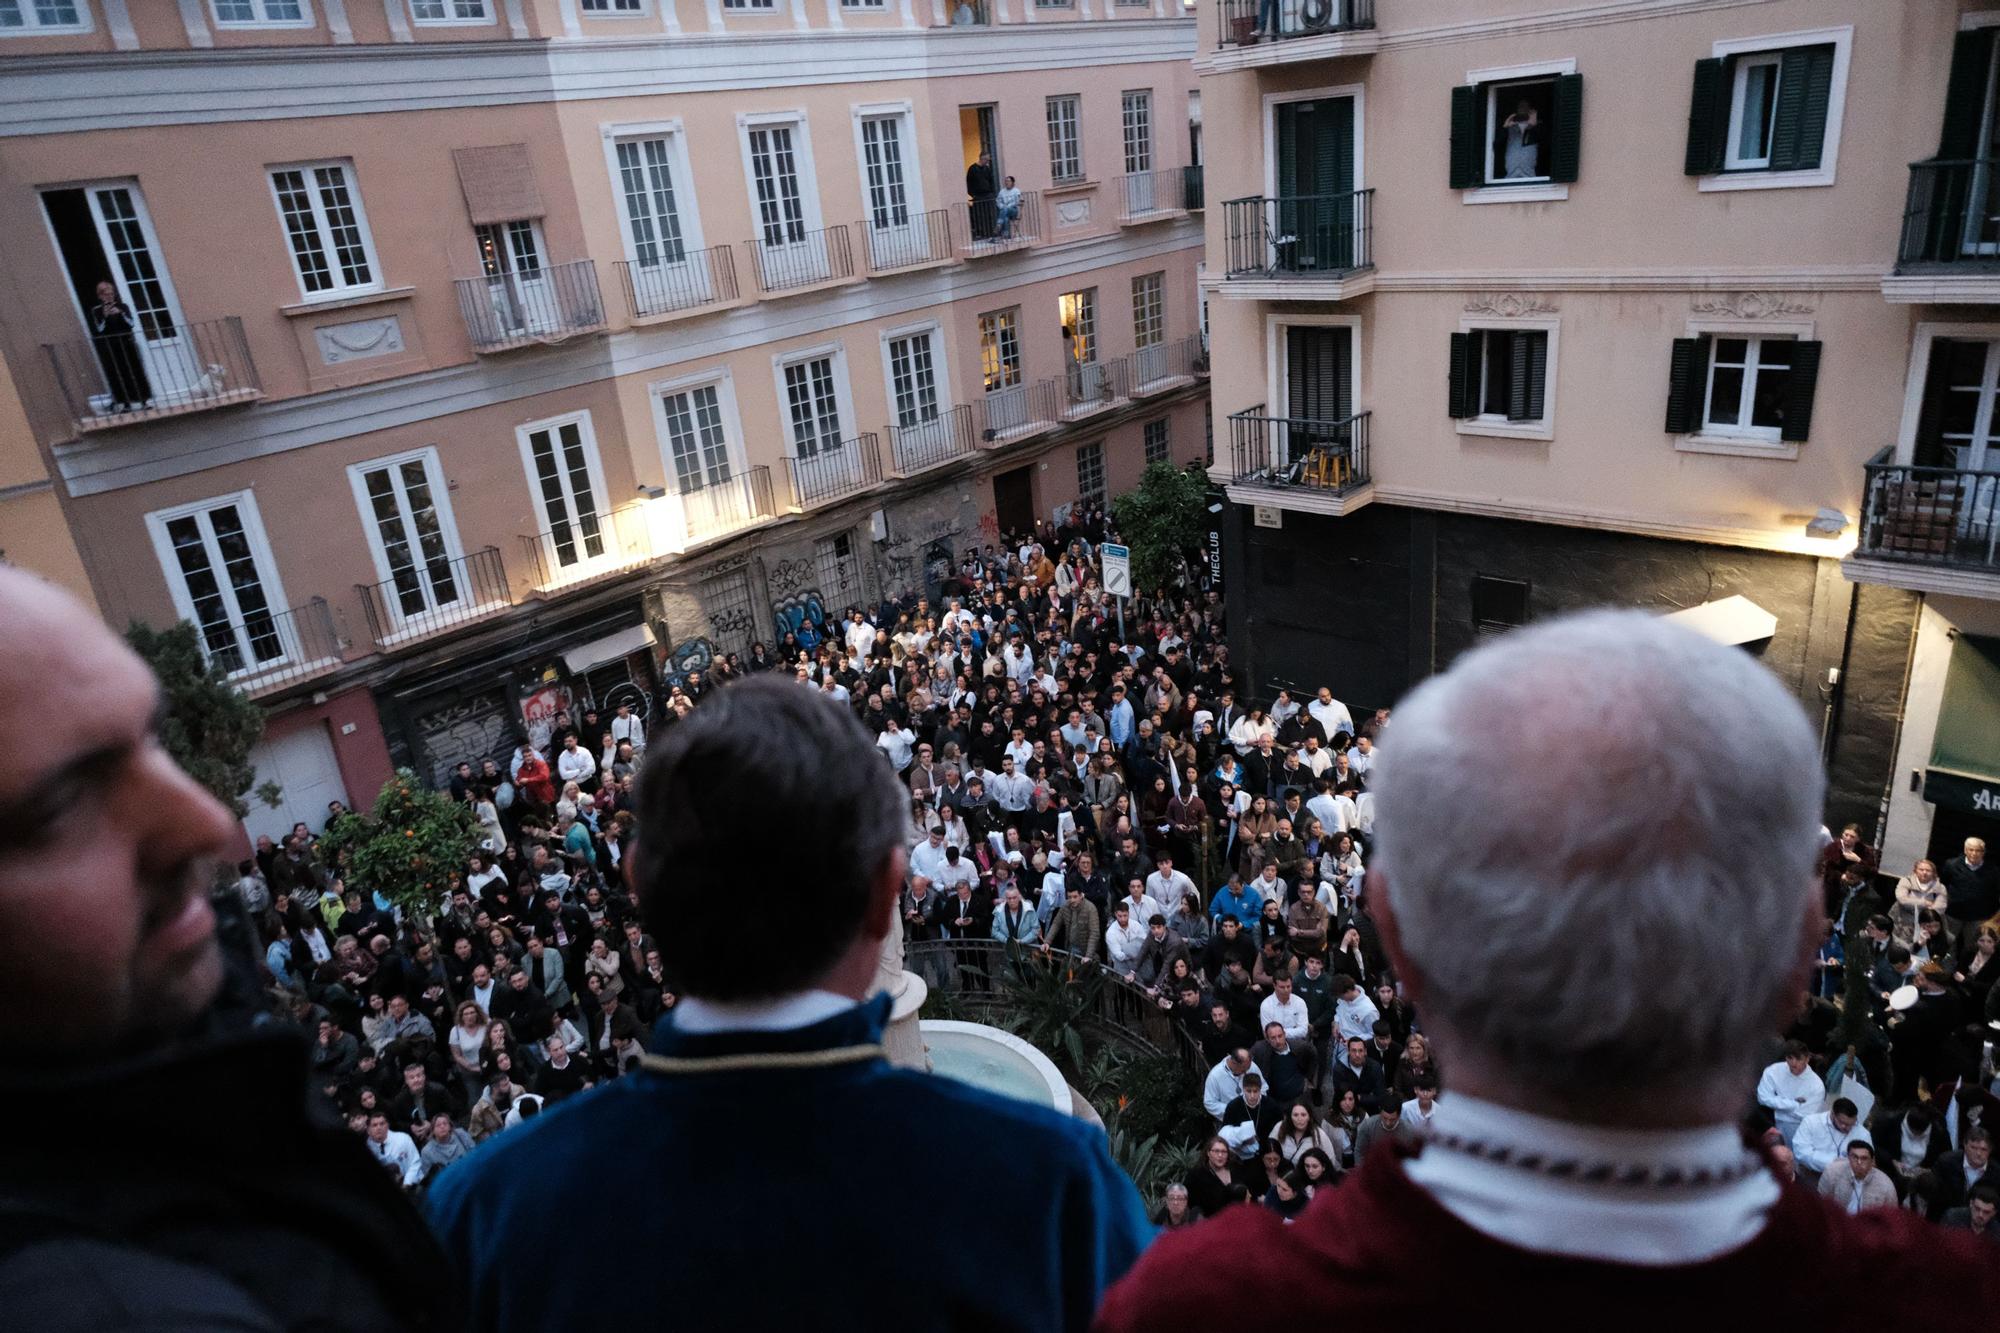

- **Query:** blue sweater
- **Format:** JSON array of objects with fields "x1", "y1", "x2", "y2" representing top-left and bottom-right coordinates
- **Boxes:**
[{"x1": 427, "y1": 995, "x2": 1153, "y2": 1330}]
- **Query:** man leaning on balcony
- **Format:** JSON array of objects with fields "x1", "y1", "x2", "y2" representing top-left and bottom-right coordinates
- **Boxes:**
[{"x1": 429, "y1": 676, "x2": 1150, "y2": 1330}]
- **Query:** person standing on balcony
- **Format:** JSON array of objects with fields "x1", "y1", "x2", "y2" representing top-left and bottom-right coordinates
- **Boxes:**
[
  {"x1": 966, "y1": 151, "x2": 997, "y2": 241},
  {"x1": 429, "y1": 677, "x2": 1148, "y2": 1329},
  {"x1": 86, "y1": 278, "x2": 152, "y2": 411}
]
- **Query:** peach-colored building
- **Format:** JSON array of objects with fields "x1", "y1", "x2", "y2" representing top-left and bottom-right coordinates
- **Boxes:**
[
  {"x1": 1197, "y1": 0, "x2": 2000, "y2": 866},
  {"x1": 0, "y1": 0, "x2": 1209, "y2": 844}
]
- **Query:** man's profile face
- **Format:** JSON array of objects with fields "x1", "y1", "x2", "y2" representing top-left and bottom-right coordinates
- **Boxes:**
[{"x1": 0, "y1": 570, "x2": 237, "y2": 1054}]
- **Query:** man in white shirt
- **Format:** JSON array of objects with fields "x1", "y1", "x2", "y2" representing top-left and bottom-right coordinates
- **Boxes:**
[
  {"x1": 1105, "y1": 903, "x2": 1148, "y2": 975},
  {"x1": 1399, "y1": 1078, "x2": 1441, "y2": 1133},
  {"x1": 610, "y1": 702, "x2": 646, "y2": 752},
  {"x1": 365, "y1": 1110, "x2": 425, "y2": 1189},
  {"x1": 1308, "y1": 781, "x2": 1356, "y2": 837},
  {"x1": 1347, "y1": 735, "x2": 1374, "y2": 776},
  {"x1": 555, "y1": 736, "x2": 595, "y2": 789},
  {"x1": 931, "y1": 845, "x2": 979, "y2": 894},
  {"x1": 1259, "y1": 973, "x2": 1310, "y2": 1043},
  {"x1": 1299, "y1": 735, "x2": 1334, "y2": 778},
  {"x1": 843, "y1": 610, "x2": 877, "y2": 658},
  {"x1": 987, "y1": 757, "x2": 1034, "y2": 815},
  {"x1": 1755, "y1": 1041, "x2": 1824, "y2": 1145},
  {"x1": 909, "y1": 826, "x2": 951, "y2": 884},
  {"x1": 1003, "y1": 728, "x2": 1035, "y2": 771},
  {"x1": 1792, "y1": 1098, "x2": 1868, "y2": 1185},
  {"x1": 467, "y1": 963, "x2": 497, "y2": 1018},
  {"x1": 1117, "y1": 880, "x2": 1164, "y2": 932},
  {"x1": 876, "y1": 718, "x2": 915, "y2": 773},
  {"x1": 1332, "y1": 973, "x2": 1380, "y2": 1045},
  {"x1": 1146, "y1": 855, "x2": 1197, "y2": 914},
  {"x1": 1307, "y1": 687, "x2": 1354, "y2": 740},
  {"x1": 1202, "y1": 1049, "x2": 1264, "y2": 1122}
]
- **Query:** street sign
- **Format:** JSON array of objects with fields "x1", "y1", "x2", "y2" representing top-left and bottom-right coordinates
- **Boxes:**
[{"x1": 1100, "y1": 542, "x2": 1131, "y2": 598}]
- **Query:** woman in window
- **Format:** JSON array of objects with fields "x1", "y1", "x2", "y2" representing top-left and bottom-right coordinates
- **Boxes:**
[{"x1": 1501, "y1": 97, "x2": 1540, "y2": 179}]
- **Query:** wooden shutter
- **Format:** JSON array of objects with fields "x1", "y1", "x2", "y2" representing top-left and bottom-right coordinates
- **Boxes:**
[
  {"x1": 1449, "y1": 85, "x2": 1484, "y2": 189},
  {"x1": 1508, "y1": 331, "x2": 1548, "y2": 422},
  {"x1": 1779, "y1": 340, "x2": 1821, "y2": 443},
  {"x1": 1277, "y1": 103, "x2": 1300, "y2": 200},
  {"x1": 1684, "y1": 58, "x2": 1731, "y2": 175},
  {"x1": 452, "y1": 145, "x2": 546, "y2": 226},
  {"x1": 1549, "y1": 73, "x2": 1583, "y2": 183},
  {"x1": 1769, "y1": 45, "x2": 1835, "y2": 172},
  {"x1": 1664, "y1": 336, "x2": 1711, "y2": 434},
  {"x1": 1327, "y1": 97, "x2": 1356, "y2": 267},
  {"x1": 1939, "y1": 29, "x2": 1998, "y2": 159},
  {"x1": 1448, "y1": 332, "x2": 1474, "y2": 418},
  {"x1": 1912, "y1": 339, "x2": 1967, "y2": 468},
  {"x1": 1288, "y1": 326, "x2": 1350, "y2": 422}
]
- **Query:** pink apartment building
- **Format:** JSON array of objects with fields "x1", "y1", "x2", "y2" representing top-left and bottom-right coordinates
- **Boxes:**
[{"x1": 0, "y1": 0, "x2": 1209, "y2": 844}]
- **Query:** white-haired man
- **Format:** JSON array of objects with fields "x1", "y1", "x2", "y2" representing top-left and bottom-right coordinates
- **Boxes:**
[{"x1": 1099, "y1": 611, "x2": 2000, "y2": 1323}]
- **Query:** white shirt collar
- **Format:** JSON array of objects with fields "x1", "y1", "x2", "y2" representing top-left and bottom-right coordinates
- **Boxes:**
[
  {"x1": 671, "y1": 990, "x2": 857, "y2": 1035},
  {"x1": 1403, "y1": 1092, "x2": 1777, "y2": 1267}
]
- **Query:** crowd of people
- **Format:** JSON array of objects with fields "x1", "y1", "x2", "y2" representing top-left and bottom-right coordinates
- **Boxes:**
[{"x1": 222, "y1": 498, "x2": 2000, "y2": 1244}]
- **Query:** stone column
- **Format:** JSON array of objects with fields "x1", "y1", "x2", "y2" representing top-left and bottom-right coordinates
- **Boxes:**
[{"x1": 872, "y1": 910, "x2": 929, "y2": 1070}]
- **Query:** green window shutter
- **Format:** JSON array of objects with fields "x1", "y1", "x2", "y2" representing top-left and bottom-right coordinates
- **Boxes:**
[
  {"x1": 1940, "y1": 29, "x2": 1998, "y2": 159},
  {"x1": 1769, "y1": 45, "x2": 1835, "y2": 172},
  {"x1": 1684, "y1": 58, "x2": 1730, "y2": 176},
  {"x1": 1449, "y1": 85, "x2": 1484, "y2": 189},
  {"x1": 1524, "y1": 332, "x2": 1549, "y2": 421},
  {"x1": 1549, "y1": 73, "x2": 1584, "y2": 183},
  {"x1": 1779, "y1": 340, "x2": 1821, "y2": 443},
  {"x1": 1448, "y1": 332, "x2": 1473, "y2": 418},
  {"x1": 1277, "y1": 104, "x2": 1299, "y2": 200},
  {"x1": 1507, "y1": 332, "x2": 1533, "y2": 421},
  {"x1": 1664, "y1": 336, "x2": 1711, "y2": 434}
]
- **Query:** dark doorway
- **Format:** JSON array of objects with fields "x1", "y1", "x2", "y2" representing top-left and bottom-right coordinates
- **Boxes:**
[
  {"x1": 1926, "y1": 805, "x2": 2000, "y2": 872},
  {"x1": 993, "y1": 464, "x2": 1035, "y2": 537}
]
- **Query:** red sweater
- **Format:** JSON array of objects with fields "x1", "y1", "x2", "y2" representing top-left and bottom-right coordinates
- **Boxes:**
[{"x1": 1095, "y1": 1144, "x2": 2000, "y2": 1328}]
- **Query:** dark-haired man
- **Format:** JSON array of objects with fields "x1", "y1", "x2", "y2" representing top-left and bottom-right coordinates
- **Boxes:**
[{"x1": 429, "y1": 676, "x2": 1147, "y2": 1329}]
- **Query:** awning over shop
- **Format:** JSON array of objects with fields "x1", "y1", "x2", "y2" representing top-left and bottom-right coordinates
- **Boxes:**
[
  {"x1": 1660, "y1": 595, "x2": 1777, "y2": 646},
  {"x1": 1930, "y1": 633, "x2": 2000, "y2": 786},
  {"x1": 562, "y1": 622, "x2": 655, "y2": 675}
]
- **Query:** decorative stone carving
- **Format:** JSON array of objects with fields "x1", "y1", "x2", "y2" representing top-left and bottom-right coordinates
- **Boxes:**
[
  {"x1": 314, "y1": 315, "x2": 405, "y2": 365},
  {"x1": 1054, "y1": 198, "x2": 1092, "y2": 227},
  {"x1": 1462, "y1": 293, "x2": 1558, "y2": 317},
  {"x1": 1688, "y1": 291, "x2": 1816, "y2": 318}
]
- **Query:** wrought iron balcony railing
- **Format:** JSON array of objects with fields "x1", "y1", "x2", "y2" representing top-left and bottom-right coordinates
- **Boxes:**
[
  {"x1": 747, "y1": 223, "x2": 856, "y2": 294},
  {"x1": 1061, "y1": 356, "x2": 1131, "y2": 420},
  {"x1": 786, "y1": 432, "x2": 883, "y2": 509},
  {"x1": 615, "y1": 244, "x2": 740, "y2": 319},
  {"x1": 1129, "y1": 334, "x2": 1209, "y2": 394},
  {"x1": 888, "y1": 403, "x2": 976, "y2": 475},
  {"x1": 978, "y1": 377, "x2": 1060, "y2": 442},
  {"x1": 1224, "y1": 189, "x2": 1375, "y2": 278},
  {"x1": 1858, "y1": 446, "x2": 2000, "y2": 572},
  {"x1": 1227, "y1": 407, "x2": 1372, "y2": 493},
  {"x1": 952, "y1": 190, "x2": 1041, "y2": 256},
  {"x1": 1898, "y1": 159, "x2": 2000, "y2": 270},
  {"x1": 1217, "y1": 0, "x2": 1374, "y2": 47},
  {"x1": 41, "y1": 315, "x2": 261, "y2": 432},
  {"x1": 1119, "y1": 167, "x2": 1192, "y2": 222},
  {"x1": 858, "y1": 208, "x2": 954, "y2": 273},
  {"x1": 205, "y1": 596, "x2": 343, "y2": 698},
  {"x1": 454, "y1": 259, "x2": 606, "y2": 352},
  {"x1": 356, "y1": 546, "x2": 511, "y2": 649},
  {"x1": 518, "y1": 502, "x2": 653, "y2": 592}
]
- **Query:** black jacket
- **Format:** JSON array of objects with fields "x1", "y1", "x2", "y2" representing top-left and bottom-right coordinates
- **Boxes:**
[{"x1": 1328, "y1": 1053, "x2": 1388, "y2": 1113}]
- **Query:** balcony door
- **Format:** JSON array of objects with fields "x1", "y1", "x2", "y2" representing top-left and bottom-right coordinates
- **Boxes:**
[
  {"x1": 658, "y1": 382, "x2": 744, "y2": 537},
  {"x1": 1281, "y1": 324, "x2": 1354, "y2": 471},
  {"x1": 783, "y1": 355, "x2": 858, "y2": 495},
  {"x1": 350, "y1": 450, "x2": 469, "y2": 630},
  {"x1": 1962, "y1": 36, "x2": 2000, "y2": 256},
  {"x1": 1274, "y1": 95, "x2": 1356, "y2": 271},
  {"x1": 474, "y1": 219, "x2": 553, "y2": 336},
  {"x1": 860, "y1": 113, "x2": 921, "y2": 269},
  {"x1": 748, "y1": 123, "x2": 823, "y2": 286},
  {"x1": 1913, "y1": 336, "x2": 2000, "y2": 550},
  {"x1": 42, "y1": 182, "x2": 202, "y2": 409},
  {"x1": 1123, "y1": 90, "x2": 1156, "y2": 214}
]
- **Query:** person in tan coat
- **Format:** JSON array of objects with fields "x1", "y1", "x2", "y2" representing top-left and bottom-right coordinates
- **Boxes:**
[{"x1": 1818, "y1": 1140, "x2": 1899, "y2": 1213}]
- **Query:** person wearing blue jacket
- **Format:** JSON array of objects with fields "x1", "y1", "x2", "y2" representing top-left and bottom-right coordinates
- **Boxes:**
[
  {"x1": 1211, "y1": 874, "x2": 1265, "y2": 929},
  {"x1": 991, "y1": 883, "x2": 1042, "y2": 943},
  {"x1": 428, "y1": 677, "x2": 1151, "y2": 1331}
]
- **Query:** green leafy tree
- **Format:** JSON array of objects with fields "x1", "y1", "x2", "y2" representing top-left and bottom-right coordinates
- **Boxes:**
[
  {"x1": 317, "y1": 769, "x2": 477, "y2": 917},
  {"x1": 1111, "y1": 462, "x2": 1208, "y2": 593},
  {"x1": 124, "y1": 620, "x2": 270, "y2": 818}
]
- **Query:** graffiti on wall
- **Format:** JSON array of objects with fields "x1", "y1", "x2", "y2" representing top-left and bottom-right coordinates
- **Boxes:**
[
  {"x1": 767, "y1": 558, "x2": 815, "y2": 599},
  {"x1": 519, "y1": 682, "x2": 574, "y2": 755},
  {"x1": 772, "y1": 588, "x2": 829, "y2": 641},
  {"x1": 880, "y1": 517, "x2": 963, "y2": 602},
  {"x1": 412, "y1": 691, "x2": 517, "y2": 787},
  {"x1": 660, "y1": 636, "x2": 715, "y2": 688}
]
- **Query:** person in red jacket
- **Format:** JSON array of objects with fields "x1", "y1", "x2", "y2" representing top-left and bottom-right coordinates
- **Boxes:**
[
  {"x1": 514, "y1": 747, "x2": 556, "y2": 811},
  {"x1": 1096, "y1": 611, "x2": 2000, "y2": 1329}
]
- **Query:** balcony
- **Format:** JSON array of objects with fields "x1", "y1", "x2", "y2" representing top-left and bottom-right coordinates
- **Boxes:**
[
  {"x1": 1211, "y1": 0, "x2": 1377, "y2": 70},
  {"x1": 1846, "y1": 447, "x2": 2000, "y2": 599},
  {"x1": 1887, "y1": 159, "x2": 2000, "y2": 303},
  {"x1": 355, "y1": 546, "x2": 513, "y2": 651},
  {"x1": 1119, "y1": 168, "x2": 1194, "y2": 224},
  {"x1": 888, "y1": 404, "x2": 977, "y2": 476},
  {"x1": 858, "y1": 209, "x2": 955, "y2": 274},
  {"x1": 978, "y1": 378, "x2": 1060, "y2": 443},
  {"x1": 1128, "y1": 334, "x2": 1209, "y2": 396},
  {"x1": 615, "y1": 245, "x2": 740, "y2": 321},
  {"x1": 951, "y1": 191, "x2": 1041, "y2": 258},
  {"x1": 746, "y1": 224, "x2": 856, "y2": 295},
  {"x1": 1221, "y1": 190, "x2": 1375, "y2": 300},
  {"x1": 42, "y1": 316, "x2": 262, "y2": 434},
  {"x1": 1061, "y1": 357, "x2": 1132, "y2": 422},
  {"x1": 519, "y1": 503, "x2": 655, "y2": 594},
  {"x1": 453, "y1": 259, "x2": 606, "y2": 353},
  {"x1": 1184, "y1": 164, "x2": 1206, "y2": 213},
  {"x1": 671, "y1": 467, "x2": 778, "y2": 548},
  {"x1": 1225, "y1": 407, "x2": 1374, "y2": 515},
  {"x1": 209, "y1": 596, "x2": 343, "y2": 699},
  {"x1": 784, "y1": 432, "x2": 884, "y2": 510}
]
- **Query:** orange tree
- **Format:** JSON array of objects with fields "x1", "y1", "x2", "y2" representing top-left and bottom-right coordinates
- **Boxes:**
[{"x1": 317, "y1": 769, "x2": 476, "y2": 916}]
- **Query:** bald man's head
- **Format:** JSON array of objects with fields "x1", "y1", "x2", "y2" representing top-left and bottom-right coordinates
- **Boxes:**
[{"x1": 0, "y1": 567, "x2": 237, "y2": 1055}]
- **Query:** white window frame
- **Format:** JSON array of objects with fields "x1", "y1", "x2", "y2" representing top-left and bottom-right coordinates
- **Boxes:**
[
  {"x1": 1675, "y1": 315, "x2": 1814, "y2": 460},
  {"x1": 849, "y1": 101, "x2": 926, "y2": 228},
  {"x1": 1143, "y1": 417, "x2": 1170, "y2": 466},
  {"x1": 647, "y1": 366, "x2": 748, "y2": 495},
  {"x1": 736, "y1": 110, "x2": 826, "y2": 245},
  {"x1": 1132, "y1": 271, "x2": 1165, "y2": 349},
  {"x1": 1455, "y1": 314, "x2": 1560, "y2": 443},
  {"x1": 1122, "y1": 88, "x2": 1153, "y2": 177},
  {"x1": 879, "y1": 318, "x2": 953, "y2": 427},
  {"x1": 1723, "y1": 53, "x2": 1781, "y2": 172},
  {"x1": 408, "y1": 0, "x2": 495, "y2": 25},
  {"x1": 979, "y1": 306, "x2": 1023, "y2": 393},
  {"x1": 771, "y1": 341, "x2": 859, "y2": 458},
  {"x1": 1460, "y1": 59, "x2": 1571, "y2": 206},
  {"x1": 1076, "y1": 440, "x2": 1106, "y2": 504},
  {"x1": 266, "y1": 159, "x2": 382, "y2": 301},
  {"x1": 345, "y1": 447, "x2": 479, "y2": 632},
  {"x1": 1060, "y1": 287, "x2": 1098, "y2": 365},
  {"x1": 210, "y1": 0, "x2": 314, "y2": 27},
  {"x1": 0, "y1": 1, "x2": 93, "y2": 35},
  {"x1": 1265, "y1": 312, "x2": 1362, "y2": 423},
  {"x1": 600, "y1": 119, "x2": 711, "y2": 269},
  {"x1": 514, "y1": 410, "x2": 616, "y2": 568},
  {"x1": 579, "y1": 0, "x2": 647, "y2": 13},
  {"x1": 144, "y1": 489, "x2": 295, "y2": 676},
  {"x1": 1260, "y1": 82, "x2": 1367, "y2": 205},
  {"x1": 1895, "y1": 322, "x2": 2000, "y2": 466},
  {"x1": 1047, "y1": 95, "x2": 1084, "y2": 185},
  {"x1": 1697, "y1": 26, "x2": 1852, "y2": 194}
]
